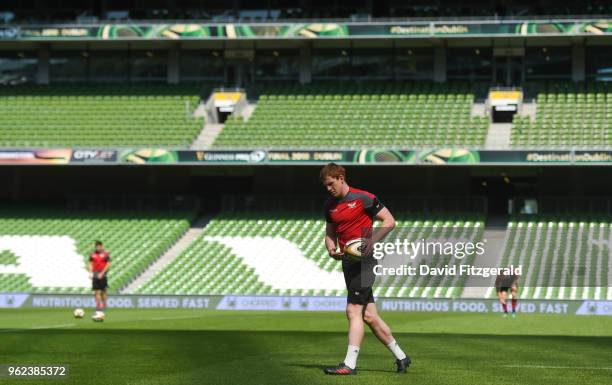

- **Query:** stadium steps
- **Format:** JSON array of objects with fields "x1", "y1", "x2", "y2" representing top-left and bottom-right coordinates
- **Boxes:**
[
  {"x1": 487, "y1": 216, "x2": 612, "y2": 300},
  {"x1": 240, "y1": 102, "x2": 257, "y2": 121},
  {"x1": 470, "y1": 102, "x2": 487, "y2": 117},
  {"x1": 192, "y1": 101, "x2": 208, "y2": 118},
  {"x1": 134, "y1": 212, "x2": 341, "y2": 296},
  {"x1": 484, "y1": 123, "x2": 512, "y2": 149},
  {"x1": 461, "y1": 226, "x2": 507, "y2": 298},
  {"x1": 190, "y1": 123, "x2": 225, "y2": 149},
  {"x1": 134, "y1": 212, "x2": 484, "y2": 297},
  {"x1": 521, "y1": 101, "x2": 537, "y2": 121},
  {"x1": 121, "y1": 216, "x2": 211, "y2": 293}
]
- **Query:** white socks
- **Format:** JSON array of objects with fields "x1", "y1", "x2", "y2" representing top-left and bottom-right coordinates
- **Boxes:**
[
  {"x1": 386, "y1": 340, "x2": 407, "y2": 360},
  {"x1": 343, "y1": 340, "x2": 405, "y2": 368},
  {"x1": 344, "y1": 345, "x2": 360, "y2": 369}
]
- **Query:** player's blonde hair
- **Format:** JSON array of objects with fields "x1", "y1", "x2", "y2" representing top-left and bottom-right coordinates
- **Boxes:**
[{"x1": 319, "y1": 163, "x2": 346, "y2": 182}]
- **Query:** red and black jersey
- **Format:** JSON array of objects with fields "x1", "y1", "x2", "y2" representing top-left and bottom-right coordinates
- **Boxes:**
[
  {"x1": 495, "y1": 273, "x2": 518, "y2": 288},
  {"x1": 324, "y1": 187, "x2": 385, "y2": 249},
  {"x1": 90, "y1": 251, "x2": 110, "y2": 273}
]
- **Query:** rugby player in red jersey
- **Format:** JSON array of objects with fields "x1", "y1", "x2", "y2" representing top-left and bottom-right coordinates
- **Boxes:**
[
  {"x1": 320, "y1": 163, "x2": 410, "y2": 375},
  {"x1": 495, "y1": 271, "x2": 519, "y2": 319},
  {"x1": 89, "y1": 240, "x2": 111, "y2": 314}
]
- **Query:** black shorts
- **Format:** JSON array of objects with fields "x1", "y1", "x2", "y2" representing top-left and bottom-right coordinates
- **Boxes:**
[
  {"x1": 343, "y1": 259, "x2": 375, "y2": 305},
  {"x1": 92, "y1": 276, "x2": 108, "y2": 291},
  {"x1": 497, "y1": 286, "x2": 510, "y2": 293}
]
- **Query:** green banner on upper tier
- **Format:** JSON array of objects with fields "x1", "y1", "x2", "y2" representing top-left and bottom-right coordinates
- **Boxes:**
[
  {"x1": 109, "y1": 149, "x2": 612, "y2": 165},
  {"x1": 3, "y1": 149, "x2": 612, "y2": 165},
  {"x1": 1, "y1": 19, "x2": 611, "y2": 40}
]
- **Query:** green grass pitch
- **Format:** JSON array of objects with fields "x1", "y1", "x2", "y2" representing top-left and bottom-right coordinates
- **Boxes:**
[{"x1": 1, "y1": 309, "x2": 611, "y2": 385}]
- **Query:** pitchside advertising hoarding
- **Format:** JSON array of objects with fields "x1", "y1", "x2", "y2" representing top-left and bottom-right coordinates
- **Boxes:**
[
  {"x1": 2, "y1": 20, "x2": 612, "y2": 41},
  {"x1": 4, "y1": 149, "x2": 612, "y2": 165},
  {"x1": 0, "y1": 294, "x2": 610, "y2": 315}
]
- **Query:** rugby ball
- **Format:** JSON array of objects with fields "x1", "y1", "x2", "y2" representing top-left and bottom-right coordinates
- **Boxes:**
[
  {"x1": 344, "y1": 239, "x2": 366, "y2": 261},
  {"x1": 92, "y1": 311, "x2": 105, "y2": 322},
  {"x1": 73, "y1": 308, "x2": 85, "y2": 318}
]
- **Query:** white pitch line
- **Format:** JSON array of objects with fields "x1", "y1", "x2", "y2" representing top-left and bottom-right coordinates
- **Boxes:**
[
  {"x1": 148, "y1": 315, "x2": 206, "y2": 321},
  {"x1": 0, "y1": 323, "x2": 75, "y2": 333},
  {"x1": 504, "y1": 364, "x2": 612, "y2": 370},
  {"x1": 29, "y1": 323, "x2": 75, "y2": 330}
]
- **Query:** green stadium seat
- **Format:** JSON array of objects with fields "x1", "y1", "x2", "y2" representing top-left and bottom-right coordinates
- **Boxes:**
[
  {"x1": 0, "y1": 209, "x2": 191, "y2": 294},
  {"x1": 213, "y1": 82, "x2": 487, "y2": 149},
  {"x1": 0, "y1": 84, "x2": 205, "y2": 148}
]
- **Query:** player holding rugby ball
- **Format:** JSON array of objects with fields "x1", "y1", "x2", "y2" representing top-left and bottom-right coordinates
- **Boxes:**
[{"x1": 320, "y1": 163, "x2": 411, "y2": 375}]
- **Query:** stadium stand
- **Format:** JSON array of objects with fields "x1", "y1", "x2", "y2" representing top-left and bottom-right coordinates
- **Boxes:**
[
  {"x1": 5, "y1": 1, "x2": 612, "y2": 23},
  {"x1": 0, "y1": 84, "x2": 203, "y2": 148},
  {"x1": 134, "y1": 212, "x2": 484, "y2": 298},
  {"x1": 488, "y1": 215, "x2": 612, "y2": 300},
  {"x1": 2, "y1": 206, "x2": 610, "y2": 300},
  {"x1": 213, "y1": 82, "x2": 489, "y2": 148},
  {"x1": 511, "y1": 81, "x2": 611, "y2": 148},
  {"x1": 0, "y1": 210, "x2": 191, "y2": 293}
]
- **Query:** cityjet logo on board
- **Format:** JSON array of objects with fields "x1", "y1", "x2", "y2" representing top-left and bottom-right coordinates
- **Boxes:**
[{"x1": 71, "y1": 150, "x2": 117, "y2": 163}]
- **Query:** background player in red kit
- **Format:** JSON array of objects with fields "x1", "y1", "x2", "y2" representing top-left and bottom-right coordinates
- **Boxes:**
[
  {"x1": 320, "y1": 163, "x2": 410, "y2": 375},
  {"x1": 89, "y1": 240, "x2": 111, "y2": 313},
  {"x1": 495, "y1": 271, "x2": 519, "y2": 319}
]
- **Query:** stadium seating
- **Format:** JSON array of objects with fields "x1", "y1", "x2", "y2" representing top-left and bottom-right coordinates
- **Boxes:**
[
  {"x1": 511, "y1": 82, "x2": 612, "y2": 148},
  {"x1": 0, "y1": 84, "x2": 203, "y2": 148},
  {"x1": 134, "y1": 212, "x2": 484, "y2": 297},
  {"x1": 488, "y1": 215, "x2": 612, "y2": 300},
  {"x1": 0, "y1": 210, "x2": 191, "y2": 293},
  {"x1": 213, "y1": 82, "x2": 489, "y2": 148},
  {"x1": 3, "y1": 208, "x2": 610, "y2": 300}
]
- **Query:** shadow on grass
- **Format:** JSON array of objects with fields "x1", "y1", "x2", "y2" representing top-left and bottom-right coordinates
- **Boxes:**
[{"x1": 287, "y1": 363, "x2": 396, "y2": 374}]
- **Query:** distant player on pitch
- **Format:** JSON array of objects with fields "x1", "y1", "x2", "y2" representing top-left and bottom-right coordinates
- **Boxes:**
[
  {"x1": 89, "y1": 240, "x2": 111, "y2": 316},
  {"x1": 495, "y1": 271, "x2": 518, "y2": 318},
  {"x1": 320, "y1": 163, "x2": 410, "y2": 375}
]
